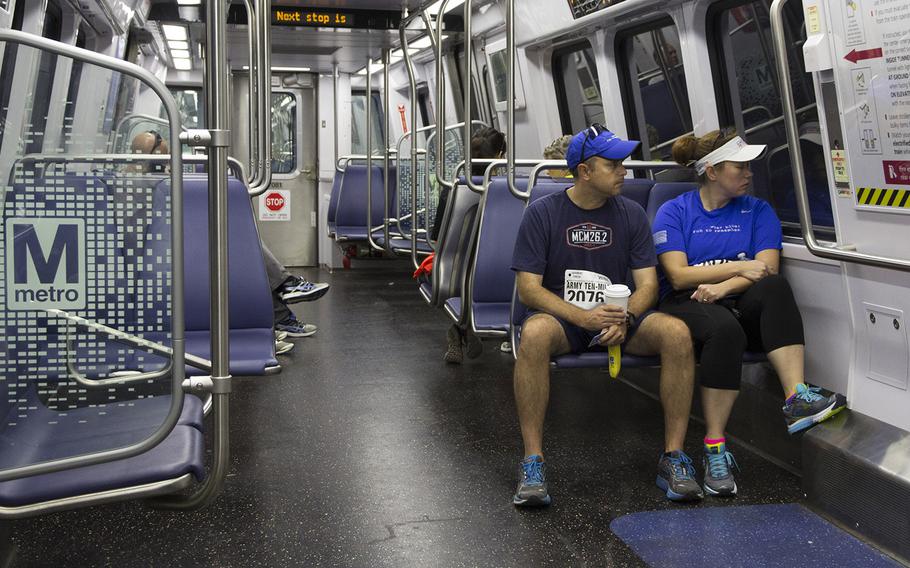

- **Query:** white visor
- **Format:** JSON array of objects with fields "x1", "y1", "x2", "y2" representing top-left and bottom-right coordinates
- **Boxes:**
[{"x1": 694, "y1": 136, "x2": 767, "y2": 175}]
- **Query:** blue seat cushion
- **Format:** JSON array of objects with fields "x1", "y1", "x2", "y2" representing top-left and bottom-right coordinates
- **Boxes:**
[
  {"x1": 0, "y1": 424, "x2": 204, "y2": 507},
  {"x1": 444, "y1": 297, "x2": 462, "y2": 322},
  {"x1": 552, "y1": 350, "x2": 766, "y2": 369},
  {"x1": 184, "y1": 328, "x2": 278, "y2": 376},
  {"x1": 418, "y1": 281, "x2": 432, "y2": 302},
  {"x1": 376, "y1": 236, "x2": 434, "y2": 253},
  {"x1": 472, "y1": 302, "x2": 511, "y2": 333}
]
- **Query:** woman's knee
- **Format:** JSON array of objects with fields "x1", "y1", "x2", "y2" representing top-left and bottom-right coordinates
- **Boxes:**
[{"x1": 708, "y1": 313, "x2": 747, "y2": 351}]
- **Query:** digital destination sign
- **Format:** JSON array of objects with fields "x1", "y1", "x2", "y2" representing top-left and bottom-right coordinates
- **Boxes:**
[
  {"x1": 273, "y1": 7, "x2": 354, "y2": 28},
  {"x1": 267, "y1": 7, "x2": 401, "y2": 30}
]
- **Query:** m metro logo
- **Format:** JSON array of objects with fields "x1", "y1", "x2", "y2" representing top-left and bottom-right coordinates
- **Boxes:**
[
  {"x1": 5, "y1": 218, "x2": 86, "y2": 310},
  {"x1": 566, "y1": 222, "x2": 612, "y2": 250}
]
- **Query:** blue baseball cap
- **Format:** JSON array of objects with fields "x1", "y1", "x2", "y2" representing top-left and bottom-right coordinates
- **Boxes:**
[{"x1": 565, "y1": 124, "x2": 640, "y2": 171}]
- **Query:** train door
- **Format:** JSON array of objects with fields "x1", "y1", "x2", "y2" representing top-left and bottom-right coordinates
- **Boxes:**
[{"x1": 253, "y1": 82, "x2": 318, "y2": 267}]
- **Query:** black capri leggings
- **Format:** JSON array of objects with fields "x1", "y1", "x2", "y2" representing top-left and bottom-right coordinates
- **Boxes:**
[{"x1": 659, "y1": 274, "x2": 805, "y2": 390}]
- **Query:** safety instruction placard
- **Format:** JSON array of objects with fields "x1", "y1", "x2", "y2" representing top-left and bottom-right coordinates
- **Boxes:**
[
  {"x1": 833, "y1": 0, "x2": 910, "y2": 211},
  {"x1": 259, "y1": 190, "x2": 291, "y2": 221}
]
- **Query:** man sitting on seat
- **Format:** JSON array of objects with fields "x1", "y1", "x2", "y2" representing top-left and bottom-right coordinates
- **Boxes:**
[{"x1": 511, "y1": 124, "x2": 701, "y2": 506}]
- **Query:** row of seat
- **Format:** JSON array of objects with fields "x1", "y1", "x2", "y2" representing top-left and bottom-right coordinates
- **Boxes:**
[
  {"x1": 327, "y1": 162, "x2": 434, "y2": 254},
  {"x1": 422, "y1": 173, "x2": 765, "y2": 369},
  {"x1": 0, "y1": 165, "x2": 278, "y2": 513}
]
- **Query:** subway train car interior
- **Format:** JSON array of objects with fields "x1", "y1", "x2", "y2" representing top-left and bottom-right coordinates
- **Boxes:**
[{"x1": 2, "y1": 0, "x2": 910, "y2": 565}]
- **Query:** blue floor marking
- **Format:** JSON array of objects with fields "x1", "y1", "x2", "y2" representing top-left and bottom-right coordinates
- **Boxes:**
[{"x1": 610, "y1": 503, "x2": 901, "y2": 568}]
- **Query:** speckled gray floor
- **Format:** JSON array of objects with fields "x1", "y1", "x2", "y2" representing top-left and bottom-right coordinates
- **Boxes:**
[{"x1": 10, "y1": 259, "x2": 806, "y2": 567}]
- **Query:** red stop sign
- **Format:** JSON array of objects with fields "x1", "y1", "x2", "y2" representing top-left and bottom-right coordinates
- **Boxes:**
[{"x1": 265, "y1": 192, "x2": 285, "y2": 212}]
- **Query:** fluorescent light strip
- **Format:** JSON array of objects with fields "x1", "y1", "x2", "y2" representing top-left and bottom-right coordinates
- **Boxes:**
[
  {"x1": 177, "y1": 0, "x2": 202, "y2": 4},
  {"x1": 171, "y1": 49, "x2": 191, "y2": 59},
  {"x1": 174, "y1": 59, "x2": 192, "y2": 70},
  {"x1": 168, "y1": 40, "x2": 189, "y2": 50},
  {"x1": 162, "y1": 24, "x2": 187, "y2": 41}
]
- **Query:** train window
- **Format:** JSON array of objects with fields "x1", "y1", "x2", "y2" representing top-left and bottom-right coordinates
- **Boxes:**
[
  {"x1": 351, "y1": 90, "x2": 384, "y2": 155},
  {"x1": 553, "y1": 41, "x2": 603, "y2": 135},
  {"x1": 709, "y1": 0, "x2": 832, "y2": 234},
  {"x1": 271, "y1": 92, "x2": 297, "y2": 174},
  {"x1": 171, "y1": 88, "x2": 203, "y2": 129},
  {"x1": 25, "y1": 1, "x2": 63, "y2": 154},
  {"x1": 62, "y1": 24, "x2": 89, "y2": 146},
  {"x1": 616, "y1": 19, "x2": 692, "y2": 162},
  {"x1": 0, "y1": 0, "x2": 25, "y2": 137}
]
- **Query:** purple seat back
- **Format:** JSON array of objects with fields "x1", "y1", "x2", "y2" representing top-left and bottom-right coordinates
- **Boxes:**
[{"x1": 646, "y1": 182, "x2": 697, "y2": 222}]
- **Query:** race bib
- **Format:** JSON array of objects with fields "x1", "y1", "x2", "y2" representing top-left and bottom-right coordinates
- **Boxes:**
[{"x1": 563, "y1": 269, "x2": 612, "y2": 310}]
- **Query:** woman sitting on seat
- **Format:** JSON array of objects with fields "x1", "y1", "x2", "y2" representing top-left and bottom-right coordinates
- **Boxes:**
[{"x1": 651, "y1": 130, "x2": 843, "y2": 498}]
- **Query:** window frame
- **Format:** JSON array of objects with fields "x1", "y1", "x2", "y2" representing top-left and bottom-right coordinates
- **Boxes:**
[
  {"x1": 551, "y1": 39, "x2": 600, "y2": 136},
  {"x1": 614, "y1": 15, "x2": 692, "y2": 164}
]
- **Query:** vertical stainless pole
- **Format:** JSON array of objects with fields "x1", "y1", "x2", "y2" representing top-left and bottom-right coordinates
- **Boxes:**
[
  {"x1": 366, "y1": 58, "x2": 382, "y2": 251},
  {"x1": 400, "y1": 20, "x2": 421, "y2": 269},
  {"x1": 506, "y1": 0, "x2": 519, "y2": 196},
  {"x1": 435, "y1": 0, "x2": 452, "y2": 190},
  {"x1": 250, "y1": 0, "x2": 272, "y2": 194},
  {"x1": 203, "y1": 0, "x2": 231, "y2": 506},
  {"x1": 153, "y1": 0, "x2": 231, "y2": 510},
  {"x1": 243, "y1": 0, "x2": 260, "y2": 187},
  {"x1": 420, "y1": 10, "x2": 438, "y2": 252},
  {"x1": 463, "y1": 0, "x2": 483, "y2": 192},
  {"x1": 383, "y1": 49, "x2": 392, "y2": 249},
  {"x1": 334, "y1": 64, "x2": 342, "y2": 172}
]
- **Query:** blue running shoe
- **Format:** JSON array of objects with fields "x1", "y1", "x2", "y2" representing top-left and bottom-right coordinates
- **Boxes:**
[
  {"x1": 280, "y1": 276, "x2": 329, "y2": 303},
  {"x1": 513, "y1": 455, "x2": 551, "y2": 507},
  {"x1": 275, "y1": 314, "x2": 317, "y2": 337},
  {"x1": 656, "y1": 450, "x2": 704, "y2": 502},
  {"x1": 783, "y1": 383, "x2": 843, "y2": 434},
  {"x1": 703, "y1": 442, "x2": 739, "y2": 497}
]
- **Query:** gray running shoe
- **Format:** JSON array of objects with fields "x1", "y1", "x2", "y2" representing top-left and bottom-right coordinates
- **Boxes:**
[
  {"x1": 703, "y1": 442, "x2": 738, "y2": 497},
  {"x1": 783, "y1": 383, "x2": 842, "y2": 434},
  {"x1": 656, "y1": 450, "x2": 704, "y2": 502},
  {"x1": 513, "y1": 455, "x2": 551, "y2": 507}
]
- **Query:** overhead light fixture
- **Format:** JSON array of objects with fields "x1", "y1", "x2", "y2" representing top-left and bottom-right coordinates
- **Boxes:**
[
  {"x1": 168, "y1": 40, "x2": 189, "y2": 50},
  {"x1": 271, "y1": 66, "x2": 311, "y2": 72},
  {"x1": 410, "y1": 36, "x2": 433, "y2": 50},
  {"x1": 427, "y1": 0, "x2": 465, "y2": 17},
  {"x1": 171, "y1": 49, "x2": 191, "y2": 59},
  {"x1": 162, "y1": 24, "x2": 188, "y2": 41},
  {"x1": 174, "y1": 59, "x2": 192, "y2": 70},
  {"x1": 177, "y1": 0, "x2": 202, "y2": 4}
]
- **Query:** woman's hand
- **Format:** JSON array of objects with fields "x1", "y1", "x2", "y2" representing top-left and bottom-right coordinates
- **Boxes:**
[
  {"x1": 737, "y1": 260, "x2": 769, "y2": 282},
  {"x1": 690, "y1": 283, "x2": 729, "y2": 304}
]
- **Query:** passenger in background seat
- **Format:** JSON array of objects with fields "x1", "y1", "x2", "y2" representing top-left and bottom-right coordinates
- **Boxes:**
[
  {"x1": 542, "y1": 135, "x2": 573, "y2": 179},
  {"x1": 511, "y1": 125, "x2": 701, "y2": 506},
  {"x1": 439, "y1": 127, "x2": 507, "y2": 364},
  {"x1": 267, "y1": 243, "x2": 330, "y2": 353},
  {"x1": 652, "y1": 130, "x2": 844, "y2": 498},
  {"x1": 130, "y1": 132, "x2": 328, "y2": 355}
]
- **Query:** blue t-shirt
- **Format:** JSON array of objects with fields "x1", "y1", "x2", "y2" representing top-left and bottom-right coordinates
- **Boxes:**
[
  {"x1": 511, "y1": 190, "x2": 657, "y2": 298},
  {"x1": 651, "y1": 190, "x2": 783, "y2": 299}
]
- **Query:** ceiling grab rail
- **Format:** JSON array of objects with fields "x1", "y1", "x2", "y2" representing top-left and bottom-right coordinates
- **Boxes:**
[
  {"x1": 463, "y1": 0, "x2": 485, "y2": 194},
  {"x1": 248, "y1": 0, "x2": 272, "y2": 196},
  {"x1": 366, "y1": 55, "x2": 384, "y2": 253},
  {"x1": 769, "y1": 0, "x2": 910, "y2": 272},
  {"x1": 400, "y1": 15, "x2": 422, "y2": 270},
  {"x1": 152, "y1": 0, "x2": 231, "y2": 510},
  {"x1": 0, "y1": 30, "x2": 186, "y2": 484},
  {"x1": 242, "y1": 0, "x2": 260, "y2": 187}
]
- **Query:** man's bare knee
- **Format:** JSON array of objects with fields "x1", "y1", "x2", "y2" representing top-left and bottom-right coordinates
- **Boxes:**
[
  {"x1": 654, "y1": 315, "x2": 693, "y2": 357},
  {"x1": 518, "y1": 315, "x2": 565, "y2": 359}
]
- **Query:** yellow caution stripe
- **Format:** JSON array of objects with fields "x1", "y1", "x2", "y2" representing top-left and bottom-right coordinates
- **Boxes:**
[{"x1": 856, "y1": 187, "x2": 910, "y2": 208}]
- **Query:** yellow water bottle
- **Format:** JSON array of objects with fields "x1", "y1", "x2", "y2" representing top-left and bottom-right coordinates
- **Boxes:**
[{"x1": 608, "y1": 344, "x2": 621, "y2": 379}]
